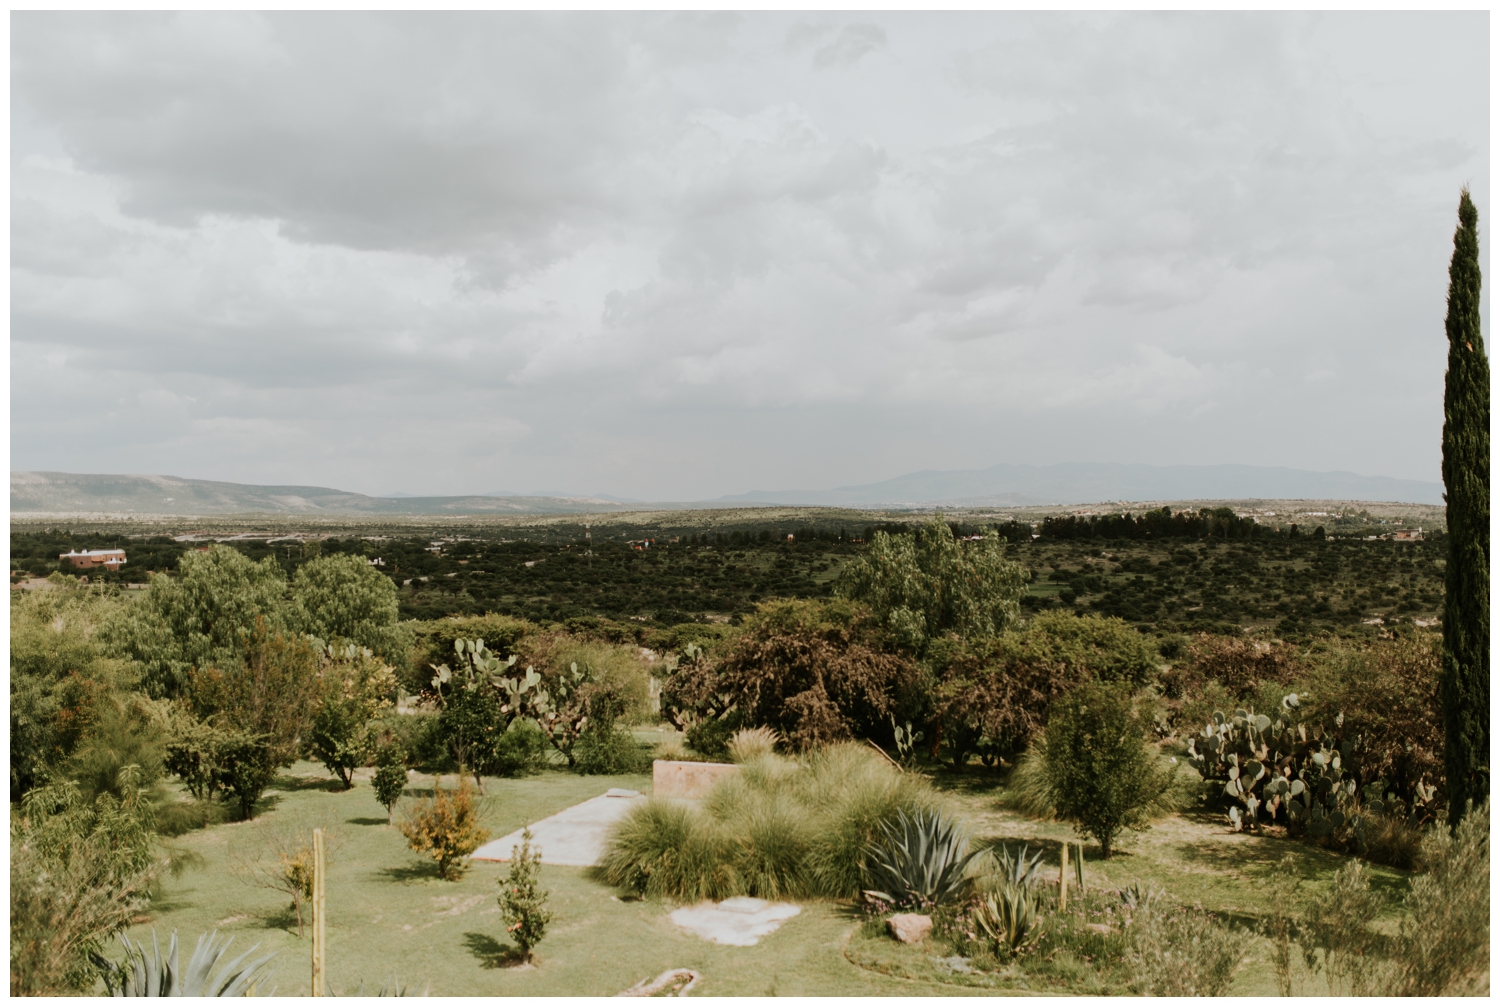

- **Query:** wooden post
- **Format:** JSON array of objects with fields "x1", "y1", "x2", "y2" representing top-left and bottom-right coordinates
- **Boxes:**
[
  {"x1": 1059, "y1": 840, "x2": 1069, "y2": 911},
  {"x1": 311, "y1": 828, "x2": 326, "y2": 996},
  {"x1": 1074, "y1": 841, "x2": 1086, "y2": 893}
]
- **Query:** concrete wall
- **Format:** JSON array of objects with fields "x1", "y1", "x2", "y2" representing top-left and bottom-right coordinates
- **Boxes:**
[{"x1": 652, "y1": 759, "x2": 739, "y2": 800}]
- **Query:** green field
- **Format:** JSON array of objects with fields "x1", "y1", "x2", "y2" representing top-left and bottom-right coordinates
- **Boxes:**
[{"x1": 125, "y1": 755, "x2": 1404, "y2": 997}]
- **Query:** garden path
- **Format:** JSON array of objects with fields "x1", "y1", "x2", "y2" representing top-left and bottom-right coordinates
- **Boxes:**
[{"x1": 470, "y1": 788, "x2": 645, "y2": 866}]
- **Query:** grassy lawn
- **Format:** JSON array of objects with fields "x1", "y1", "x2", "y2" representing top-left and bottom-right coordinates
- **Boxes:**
[{"x1": 126, "y1": 760, "x2": 1410, "y2": 996}]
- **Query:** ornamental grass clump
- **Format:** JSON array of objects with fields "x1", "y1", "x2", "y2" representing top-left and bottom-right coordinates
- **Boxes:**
[
  {"x1": 597, "y1": 744, "x2": 943, "y2": 901},
  {"x1": 398, "y1": 780, "x2": 490, "y2": 880}
]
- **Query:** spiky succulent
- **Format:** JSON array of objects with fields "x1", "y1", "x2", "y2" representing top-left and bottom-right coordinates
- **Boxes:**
[
  {"x1": 93, "y1": 930, "x2": 277, "y2": 997},
  {"x1": 861, "y1": 808, "x2": 982, "y2": 908}
]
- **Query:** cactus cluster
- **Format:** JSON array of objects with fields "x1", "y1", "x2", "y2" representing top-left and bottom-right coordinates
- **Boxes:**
[{"x1": 1185, "y1": 693, "x2": 1384, "y2": 842}]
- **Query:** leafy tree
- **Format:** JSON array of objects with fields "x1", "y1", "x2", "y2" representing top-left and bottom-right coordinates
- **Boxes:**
[
  {"x1": 372, "y1": 744, "x2": 408, "y2": 825},
  {"x1": 10, "y1": 770, "x2": 163, "y2": 995},
  {"x1": 106, "y1": 545, "x2": 289, "y2": 698},
  {"x1": 836, "y1": 518, "x2": 1027, "y2": 654},
  {"x1": 498, "y1": 827, "x2": 551, "y2": 964},
  {"x1": 184, "y1": 619, "x2": 321, "y2": 769},
  {"x1": 291, "y1": 554, "x2": 406, "y2": 664},
  {"x1": 306, "y1": 645, "x2": 397, "y2": 789},
  {"x1": 1040, "y1": 681, "x2": 1172, "y2": 858},
  {"x1": 216, "y1": 731, "x2": 277, "y2": 821},
  {"x1": 1439, "y1": 188, "x2": 1490, "y2": 823}
]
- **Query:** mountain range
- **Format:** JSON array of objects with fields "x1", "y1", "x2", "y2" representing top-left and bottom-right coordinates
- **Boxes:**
[{"x1": 10, "y1": 462, "x2": 1443, "y2": 516}]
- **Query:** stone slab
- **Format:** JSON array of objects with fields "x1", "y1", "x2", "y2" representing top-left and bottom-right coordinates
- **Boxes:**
[
  {"x1": 652, "y1": 759, "x2": 739, "y2": 800},
  {"x1": 469, "y1": 788, "x2": 644, "y2": 867},
  {"x1": 668, "y1": 897, "x2": 801, "y2": 946}
]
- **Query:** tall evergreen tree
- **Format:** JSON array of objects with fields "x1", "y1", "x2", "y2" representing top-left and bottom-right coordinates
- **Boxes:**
[{"x1": 1439, "y1": 188, "x2": 1490, "y2": 823}]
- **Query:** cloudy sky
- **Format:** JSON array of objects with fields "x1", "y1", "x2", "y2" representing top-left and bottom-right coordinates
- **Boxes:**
[{"x1": 11, "y1": 12, "x2": 1488, "y2": 500}]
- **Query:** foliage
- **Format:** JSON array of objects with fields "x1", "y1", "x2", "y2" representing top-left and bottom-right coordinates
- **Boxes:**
[
  {"x1": 184, "y1": 619, "x2": 322, "y2": 770},
  {"x1": 1439, "y1": 187, "x2": 1489, "y2": 825},
  {"x1": 307, "y1": 644, "x2": 397, "y2": 789},
  {"x1": 106, "y1": 544, "x2": 290, "y2": 699},
  {"x1": 409, "y1": 613, "x2": 534, "y2": 693},
  {"x1": 216, "y1": 732, "x2": 278, "y2": 821},
  {"x1": 664, "y1": 599, "x2": 920, "y2": 750},
  {"x1": 367, "y1": 710, "x2": 449, "y2": 772},
  {"x1": 726, "y1": 726, "x2": 779, "y2": 764},
  {"x1": 64, "y1": 698, "x2": 168, "y2": 805},
  {"x1": 372, "y1": 745, "x2": 409, "y2": 825},
  {"x1": 836, "y1": 518, "x2": 1028, "y2": 654},
  {"x1": 1041, "y1": 682, "x2": 1174, "y2": 858},
  {"x1": 228, "y1": 818, "x2": 343, "y2": 938},
  {"x1": 291, "y1": 553, "x2": 407, "y2": 664},
  {"x1": 932, "y1": 612, "x2": 1156, "y2": 768},
  {"x1": 92, "y1": 929, "x2": 278, "y2": 997},
  {"x1": 10, "y1": 579, "x2": 135, "y2": 800},
  {"x1": 398, "y1": 780, "x2": 490, "y2": 880},
  {"x1": 498, "y1": 827, "x2": 552, "y2": 964},
  {"x1": 1164, "y1": 633, "x2": 1302, "y2": 700},
  {"x1": 1124, "y1": 890, "x2": 1243, "y2": 995},
  {"x1": 598, "y1": 745, "x2": 940, "y2": 901},
  {"x1": 525, "y1": 635, "x2": 653, "y2": 723},
  {"x1": 861, "y1": 808, "x2": 982, "y2": 909},
  {"x1": 10, "y1": 772, "x2": 164, "y2": 995},
  {"x1": 571, "y1": 696, "x2": 652, "y2": 776},
  {"x1": 163, "y1": 712, "x2": 236, "y2": 802}
]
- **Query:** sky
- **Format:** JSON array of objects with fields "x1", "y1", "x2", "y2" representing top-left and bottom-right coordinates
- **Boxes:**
[{"x1": 11, "y1": 12, "x2": 1489, "y2": 500}]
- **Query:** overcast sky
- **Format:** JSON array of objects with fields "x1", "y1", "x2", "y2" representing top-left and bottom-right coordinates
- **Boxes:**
[{"x1": 11, "y1": 12, "x2": 1488, "y2": 500}]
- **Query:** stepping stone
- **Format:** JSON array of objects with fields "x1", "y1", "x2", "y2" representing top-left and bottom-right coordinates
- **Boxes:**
[
  {"x1": 668, "y1": 897, "x2": 801, "y2": 947},
  {"x1": 470, "y1": 788, "x2": 644, "y2": 867}
]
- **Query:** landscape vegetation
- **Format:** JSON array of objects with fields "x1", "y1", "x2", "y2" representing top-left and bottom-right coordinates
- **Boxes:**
[{"x1": 8, "y1": 197, "x2": 1489, "y2": 996}]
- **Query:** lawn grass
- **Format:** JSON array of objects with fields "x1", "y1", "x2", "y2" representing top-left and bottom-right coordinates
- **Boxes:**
[{"x1": 123, "y1": 759, "x2": 1414, "y2": 996}]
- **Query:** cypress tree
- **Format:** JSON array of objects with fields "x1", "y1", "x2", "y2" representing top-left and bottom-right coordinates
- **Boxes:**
[{"x1": 1439, "y1": 188, "x2": 1490, "y2": 823}]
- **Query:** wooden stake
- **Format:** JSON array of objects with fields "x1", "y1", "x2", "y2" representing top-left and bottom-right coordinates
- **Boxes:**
[
  {"x1": 1059, "y1": 840, "x2": 1069, "y2": 911},
  {"x1": 312, "y1": 828, "x2": 326, "y2": 997},
  {"x1": 1074, "y1": 841, "x2": 1086, "y2": 893}
]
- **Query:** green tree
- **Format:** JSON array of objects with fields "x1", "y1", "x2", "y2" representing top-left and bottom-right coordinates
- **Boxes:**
[
  {"x1": 498, "y1": 827, "x2": 551, "y2": 964},
  {"x1": 1440, "y1": 188, "x2": 1490, "y2": 824},
  {"x1": 836, "y1": 518, "x2": 1027, "y2": 655},
  {"x1": 291, "y1": 554, "x2": 406, "y2": 664},
  {"x1": 107, "y1": 545, "x2": 289, "y2": 698},
  {"x1": 372, "y1": 744, "x2": 408, "y2": 825},
  {"x1": 306, "y1": 646, "x2": 397, "y2": 789},
  {"x1": 1040, "y1": 681, "x2": 1172, "y2": 858}
]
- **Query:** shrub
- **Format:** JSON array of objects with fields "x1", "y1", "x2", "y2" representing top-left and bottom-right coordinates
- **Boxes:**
[
  {"x1": 1126, "y1": 891, "x2": 1243, "y2": 995},
  {"x1": 367, "y1": 711, "x2": 448, "y2": 772},
  {"x1": 664, "y1": 599, "x2": 921, "y2": 750},
  {"x1": 1041, "y1": 682, "x2": 1173, "y2": 858},
  {"x1": 862, "y1": 808, "x2": 982, "y2": 909},
  {"x1": 407, "y1": 614, "x2": 533, "y2": 696},
  {"x1": 371, "y1": 746, "x2": 408, "y2": 825},
  {"x1": 727, "y1": 727, "x2": 779, "y2": 763},
  {"x1": 493, "y1": 719, "x2": 550, "y2": 777},
  {"x1": 1176, "y1": 634, "x2": 1302, "y2": 699},
  {"x1": 10, "y1": 773, "x2": 163, "y2": 995},
  {"x1": 215, "y1": 732, "x2": 277, "y2": 821},
  {"x1": 306, "y1": 645, "x2": 397, "y2": 789},
  {"x1": 397, "y1": 781, "x2": 490, "y2": 880},
  {"x1": 933, "y1": 613, "x2": 1157, "y2": 768},
  {"x1": 498, "y1": 828, "x2": 551, "y2": 964},
  {"x1": 598, "y1": 744, "x2": 941, "y2": 901},
  {"x1": 228, "y1": 818, "x2": 343, "y2": 938},
  {"x1": 1353, "y1": 806, "x2": 1426, "y2": 871}
]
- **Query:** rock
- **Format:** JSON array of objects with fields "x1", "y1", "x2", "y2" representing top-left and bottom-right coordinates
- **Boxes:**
[
  {"x1": 1085, "y1": 922, "x2": 1114, "y2": 936},
  {"x1": 886, "y1": 913, "x2": 933, "y2": 944}
]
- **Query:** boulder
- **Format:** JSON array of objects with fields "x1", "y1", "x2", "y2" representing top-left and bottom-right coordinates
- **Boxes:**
[{"x1": 886, "y1": 913, "x2": 933, "y2": 944}]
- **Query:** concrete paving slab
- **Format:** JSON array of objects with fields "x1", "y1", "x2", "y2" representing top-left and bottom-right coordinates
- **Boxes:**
[
  {"x1": 667, "y1": 897, "x2": 802, "y2": 947},
  {"x1": 469, "y1": 788, "x2": 644, "y2": 867}
]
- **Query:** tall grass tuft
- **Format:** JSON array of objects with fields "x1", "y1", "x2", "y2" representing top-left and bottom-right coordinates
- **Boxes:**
[
  {"x1": 1125, "y1": 891, "x2": 1243, "y2": 995},
  {"x1": 597, "y1": 743, "x2": 946, "y2": 901},
  {"x1": 726, "y1": 726, "x2": 779, "y2": 764}
]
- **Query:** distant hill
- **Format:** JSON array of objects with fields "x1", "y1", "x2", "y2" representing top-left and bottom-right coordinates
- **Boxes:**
[
  {"x1": 719, "y1": 462, "x2": 1444, "y2": 507},
  {"x1": 10, "y1": 472, "x2": 644, "y2": 516}
]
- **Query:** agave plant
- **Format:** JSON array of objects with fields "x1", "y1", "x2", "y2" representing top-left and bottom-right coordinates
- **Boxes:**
[
  {"x1": 93, "y1": 930, "x2": 277, "y2": 996},
  {"x1": 862, "y1": 808, "x2": 982, "y2": 909},
  {"x1": 974, "y1": 884, "x2": 1045, "y2": 954},
  {"x1": 991, "y1": 842, "x2": 1045, "y2": 889}
]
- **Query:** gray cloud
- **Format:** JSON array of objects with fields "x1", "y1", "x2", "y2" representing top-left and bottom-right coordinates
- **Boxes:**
[{"x1": 11, "y1": 12, "x2": 1487, "y2": 499}]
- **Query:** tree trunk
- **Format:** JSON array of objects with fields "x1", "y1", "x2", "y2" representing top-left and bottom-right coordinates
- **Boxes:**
[
  {"x1": 294, "y1": 893, "x2": 304, "y2": 938},
  {"x1": 1100, "y1": 833, "x2": 1112, "y2": 859}
]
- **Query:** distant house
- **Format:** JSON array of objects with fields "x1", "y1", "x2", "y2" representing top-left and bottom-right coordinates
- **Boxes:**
[
  {"x1": 1393, "y1": 529, "x2": 1424, "y2": 541},
  {"x1": 60, "y1": 548, "x2": 126, "y2": 570}
]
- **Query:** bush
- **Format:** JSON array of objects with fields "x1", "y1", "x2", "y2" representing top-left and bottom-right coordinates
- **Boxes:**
[
  {"x1": 1041, "y1": 682, "x2": 1173, "y2": 858},
  {"x1": 397, "y1": 780, "x2": 490, "y2": 880},
  {"x1": 10, "y1": 773, "x2": 163, "y2": 995},
  {"x1": 372, "y1": 746, "x2": 408, "y2": 825},
  {"x1": 1173, "y1": 634, "x2": 1302, "y2": 700},
  {"x1": 407, "y1": 614, "x2": 533, "y2": 696},
  {"x1": 933, "y1": 613, "x2": 1158, "y2": 768},
  {"x1": 498, "y1": 827, "x2": 551, "y2": 964},
  {"x1": 368, "y1": 711, "x2": 449, "y2": 772},
  {"x1": 664, "y1": 599, "x2": 921, "y2": 750},
  {"x1": 1126, "y1": 891, "x2": 1243, "y2": 995},
  {"x1": 597, "y1": 744, "x2": 941, "y2": 901},
  {"x1": 493, "y1": 719, "x2": 551, "y2": 777}
]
